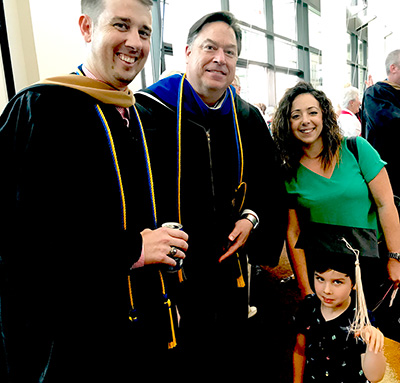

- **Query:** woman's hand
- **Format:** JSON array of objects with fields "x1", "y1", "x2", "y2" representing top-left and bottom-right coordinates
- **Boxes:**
[{"x1": 387, "y1": 258, "x2": 400, "y2": 287}]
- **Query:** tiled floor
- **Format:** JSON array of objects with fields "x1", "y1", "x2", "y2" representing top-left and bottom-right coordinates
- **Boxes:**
[{"x1": 382, "y1": 337, "x2": 400, "y2": 382}]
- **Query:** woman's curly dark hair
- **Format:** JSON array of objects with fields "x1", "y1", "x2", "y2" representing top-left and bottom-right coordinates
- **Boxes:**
[{"x1": 272, "y1": 81, "x2": 342, "y2": 180}]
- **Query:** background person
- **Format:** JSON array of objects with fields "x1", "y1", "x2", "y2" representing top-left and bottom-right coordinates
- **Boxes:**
[
  {"x1": 337, "y1": 85, "x2": 362, "y2": 137},
  {"x1": 363, "y1": 49, "x2": 400, "y2": 197}
]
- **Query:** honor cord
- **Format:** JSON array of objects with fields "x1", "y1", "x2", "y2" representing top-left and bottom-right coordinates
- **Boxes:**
[{"x1": 176, "y1": 76, "x2": 244, "y2": 221}]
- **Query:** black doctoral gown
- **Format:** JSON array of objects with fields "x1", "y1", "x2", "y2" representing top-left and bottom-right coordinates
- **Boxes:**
[
  {"x1": 0, "y1": 80, "x2": 157, "y2": 382},
  {"x1": 362, "y1": 80, "x2": 400, "y2": 195},
  {"x1": 134, "y1": 75, "x2": 287, "y2": 363}
]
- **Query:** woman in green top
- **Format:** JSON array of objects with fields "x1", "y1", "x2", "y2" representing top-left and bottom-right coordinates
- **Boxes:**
[{"x1": 272, "y1": 81, "x2": 400, "y2": 300}]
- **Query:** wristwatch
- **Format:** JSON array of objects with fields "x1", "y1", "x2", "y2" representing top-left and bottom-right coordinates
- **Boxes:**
[
  {"x1": 243, "y1": 214, "x2": 259, "y2": 229},
  {"x1": 388, "y1": 252, "x2": 400, "y2": 261}
]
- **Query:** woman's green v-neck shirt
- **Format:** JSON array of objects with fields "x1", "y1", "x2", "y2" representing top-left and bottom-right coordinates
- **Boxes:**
[{"x1": 285, "y1": 137, "x2": 386, "y2": 232}]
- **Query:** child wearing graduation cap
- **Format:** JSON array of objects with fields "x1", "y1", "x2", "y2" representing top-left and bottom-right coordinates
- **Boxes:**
[{"x1": 292, "y1": 234, "x2": 386, "y2": 383}]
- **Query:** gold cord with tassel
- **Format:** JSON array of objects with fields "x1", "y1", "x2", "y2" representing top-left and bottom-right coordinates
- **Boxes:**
[
  {"x1": 236, "y1": 253, "x2": 246, "y2": 288},
  {"x1": 76, "y1": 68, "x2": 177, "y2": 349},
  {"x1": 127, "y1": 275, "x2": 137, "y2": 322},
  {"x1": 159, "y1": 270, "x2": 177, "y2": 349},
  {"x1": 341, "y1": 238, "x2": 371, "y2": 334},
  {"x1": 127, "y1": 272, "x2": 177, "y2": 349},
  {"x1": 178, "y1": 268, "x2": 185, "y2": 283}
]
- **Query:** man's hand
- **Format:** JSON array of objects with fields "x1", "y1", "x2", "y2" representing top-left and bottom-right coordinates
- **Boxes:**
[
  {"x1": 219, "y1": 219, "x2": 253, "y2": 262},
  {"x1": 365, "y1": 74, "x2": 374, "y2": 89},
  {"x1": 141, "y1": 227, "x2": 188, "y2": 266}
]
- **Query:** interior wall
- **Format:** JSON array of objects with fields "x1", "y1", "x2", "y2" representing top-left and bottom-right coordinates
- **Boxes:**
[
  {"x1": 29, "y1": 0, "x2": 84, "y2": 79},
  {"x1": 1, "y1": 0, "x2": 40, "y2": 110}
]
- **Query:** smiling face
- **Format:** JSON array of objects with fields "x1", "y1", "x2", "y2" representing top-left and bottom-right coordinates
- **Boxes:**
[
  {"x1": 80, "y1": 0, "x2": 152, "y2": 90},
  {"x1": 185, "y1": 21, "x2": 238, "y2": 106},
  {"x1": 290, "y1": 93, "x2": 324, "y2": 148},
  {"x1": 314, "y1": 269, "x2": 353, "y2": 310}
]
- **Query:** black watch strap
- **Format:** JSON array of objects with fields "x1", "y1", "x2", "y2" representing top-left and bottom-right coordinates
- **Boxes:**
[{"x1": 388, "y1": 252, "x2": 400, "y2": 261}]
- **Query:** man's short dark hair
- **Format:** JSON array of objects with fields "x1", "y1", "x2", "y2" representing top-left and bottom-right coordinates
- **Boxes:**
[
  {"x1": 187, "y1": 11, "x2": 242, "y2": 57},
  {"x1": 81, "y1": 0, "x2": 153, "y2": 25}
]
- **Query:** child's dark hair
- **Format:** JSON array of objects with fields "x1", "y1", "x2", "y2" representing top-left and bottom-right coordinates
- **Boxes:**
[{"x1": 310, "y1": 252, "x2": 356, "y2": 286}]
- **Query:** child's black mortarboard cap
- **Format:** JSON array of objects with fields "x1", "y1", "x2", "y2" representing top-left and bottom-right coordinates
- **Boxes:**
[{"x1": 295, "y1": 222, "x2": 379, "y2": 259}]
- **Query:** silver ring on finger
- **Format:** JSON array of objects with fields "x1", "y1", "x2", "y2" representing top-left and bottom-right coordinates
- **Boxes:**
[{"x1": 168, "y1": 246, "x2": 178, "y2": 257}]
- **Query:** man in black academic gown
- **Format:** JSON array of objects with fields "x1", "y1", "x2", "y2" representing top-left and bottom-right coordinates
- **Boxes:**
[
  {"x1": 363, "y1": 49, "x2": 400, "y2": 196},
  {"x1": 135, "y1": 11, "x2": 287, "y2": 371},
  {"x1": 0, "y1": 0, "x2": 188, "y2": 381}
]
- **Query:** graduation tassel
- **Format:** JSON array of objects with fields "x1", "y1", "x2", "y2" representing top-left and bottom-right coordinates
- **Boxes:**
[
  {"x1": 127, "y1": 275, "x2": 138, "y2": 322},
  {"x1": 341, "y1": 238, "x2": 371, "y2": 334},
  {"x1": 236, "y1": 253, "x2": 246, "y2": 288},
  {"x1": 165, "y1": 296, "x2": 177, "y2": 349},
  {"x1": 178, "y1": 268, "x2": 185, "y2": 283},
  {"x1": 159, "y1": 270, "x2": 177, "y2": 349},
  {"x1": 133, "y1": 104, "x2": 178, "y2": 346}
]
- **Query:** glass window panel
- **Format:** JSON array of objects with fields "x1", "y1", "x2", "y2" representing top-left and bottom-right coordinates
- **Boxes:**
[
  {"x1": 163, "y1": 55, "x2": 184, "y2": 77},
  {"x1": 359, "y1": 67, "x2": 366, "y2": 91},
  {"x1": 310, "y1": 52, "x2": 322, "y2": 89},
  {"x1": 346, "y1": 33, "x2": 352, "y2": 61},
  {"x1": 346, "y1": 64, "x2": 352, "y2": 85},
  {"x1": 308, "y1": 8, "x2": 322, "y2": 49},
  {"x1": 275, "y1": 38, "x2": 298, "y2": 68},
  {"x1": 275, "y1": 72, "x2": 300, "y2": 104},
  {"x1": 234, "y1": 67, "x2": 247, "y2": 97},
  {"x1": 162, "y1": 0, "x2": 221, "y2": 73},
  {"x1": 229, "y1": 0, "x2": 266, "y2": 29},
  {"x1": 358, "y1": 40, "x2": 366, "y2": 66},
  {"x1": 273, "y1": 0, "x2": 297, "y2": 40},
  {"x1": 240, "y1": 26, "x2": 268, "y2": 62},
  {"x1": 236, "y1": 64, "x2": 269, "y2": 106},
  {"x1": 162, "y1": 0, "x2": 219, "y2": 44}
]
